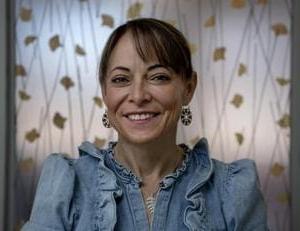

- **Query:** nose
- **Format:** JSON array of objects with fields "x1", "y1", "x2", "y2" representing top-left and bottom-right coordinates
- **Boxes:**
[{"x1": 128, "y1": 79, "x2": 152, "y2": 106}]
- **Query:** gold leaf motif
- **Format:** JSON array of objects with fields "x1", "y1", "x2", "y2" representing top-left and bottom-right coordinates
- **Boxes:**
[
  {"x1": 238, "y1": 63, "x2": 247, "y2": 76},
  {"x1": 257, "y1": 0, "x2": 268, "y2": 5},
  {"x1": 20, "y1": 7, "x2": 32, "y2": 21},
  {"x1": 19, "y1": 158, "x2": 35, "y2": 172},
  {"x1": 53, "y1": 112, "x2": 67, "y2": 129},
  {"x1": 127, "y1": 2, "x2": 143, "y2": 19},
  {"x1": 93, "y1": 96, "x2": 103, "y2": 108},
  {"x1": 272, "y1": 23, "x2": 288, "y2": 36},
  {"x1": 231, "y1": 0, "x2": 246, "y2": 8},
  {"x1": 49, "y1": 35, "x2": 61, "y2": 51},
  {"x1": 271, "y1": 162, "x2": 285, "y2": 176},
  {"x1": 60, "y1": 76, "x2": 74, "y2": 90},
  {"x1": 235, "y1": 133, "x2": 244, "y2": 145},
  {"x1": 189, "y1": 43, "x2": 197, "y2": 55},
  {"x1": 94, "y1": 137, "x2": 106, "y2": 149},
  {"x1": 276, "y1": 192, "x2": 290, "y2": 204},
  {"x1": 276, "y1": 78, "x2": 289, "y2": 86},
  {"x1": 277, "y1": 114, "x2": 290, "y2": 128},
  {"x1": 101, "y1": 14, "x2": 114, "y2": 28},
  {"x1": 75, "y1": 45, "x2": 86, "y2": 56},
  {"x1": 24, "y1": 35, "x2": 37, "y2": 46},
  {"x1": 230, "y1": 94, "x2": 243, "y2": 108},
  {"x1": 15, "y1": 64, "x2": 27, "y2": 77},
  {"x1": 213, "y1": 47, "x2": 226, "y2": 61},
  {"x1": 19, "y1": 90, "x2": 31, "y2": 101},
  {"x1": 25, "y1": 129, "x2": 40, "y2": 143},
  {"x1": 204, "y1": 16, "x2": 215, "y2": 28}
]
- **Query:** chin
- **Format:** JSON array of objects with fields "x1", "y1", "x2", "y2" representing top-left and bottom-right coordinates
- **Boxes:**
[
  {"x1": 118, "y1": 126, "x2": 177, "y2": 145},
  {"x1": 120, "y1": 132, "x2": 161, "y2": 144}
]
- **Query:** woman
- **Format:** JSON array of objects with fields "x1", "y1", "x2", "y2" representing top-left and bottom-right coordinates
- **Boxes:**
[{"x1": 22, "y1": 18, "x2": 268, "y2": 230}]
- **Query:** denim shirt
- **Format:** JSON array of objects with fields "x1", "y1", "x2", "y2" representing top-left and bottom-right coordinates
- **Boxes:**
[{"x1": 22, "y1": 138, "x2": 268, "y2": 231}]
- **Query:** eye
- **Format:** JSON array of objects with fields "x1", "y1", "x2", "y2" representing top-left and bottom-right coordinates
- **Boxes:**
[
  {"x1": 150, "y1": 74, "x2": 171, "y2": 83},
  {"x1": 111, "y1": 76, "x2": 130, "y2": 85}
]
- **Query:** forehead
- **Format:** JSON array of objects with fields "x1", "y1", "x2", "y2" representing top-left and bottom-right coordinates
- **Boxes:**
[
  {"x1": 109, "y1": 33, "x2": 136, "y2": 62},
  {"x1": 107, "y1": 32, "x2": 159, "y2": 70}
]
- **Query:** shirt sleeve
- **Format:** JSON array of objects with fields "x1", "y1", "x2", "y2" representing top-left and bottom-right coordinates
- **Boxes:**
[
  {"x1": 222, "y1": 159, "x2": 269, "y2": 231},
  {"x1": 22, "y1": 154, "x2": 77, "y2": 231}
]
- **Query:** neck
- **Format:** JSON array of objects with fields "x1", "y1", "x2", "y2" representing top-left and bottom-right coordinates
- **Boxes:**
[{"x1": 114, "y1": 136, "x2": 183, "y2": 182}]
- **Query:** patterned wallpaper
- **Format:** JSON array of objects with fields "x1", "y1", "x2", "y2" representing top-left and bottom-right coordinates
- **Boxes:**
[{"x1": 15, "y1": 0, "x2": 291, "y2": 230}]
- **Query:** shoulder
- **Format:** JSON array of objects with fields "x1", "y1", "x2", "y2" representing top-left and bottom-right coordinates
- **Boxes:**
[
  {"x1": 212, "y1": 159, "x2": 268, "y2": 230},
  {"x1": 37, "y1": 153, "x2": 76, "y2": 188},
  {"x1": 210, "y1": 157, "x2": 261, "y2": 205},
  {"x1": 33, "y1": 153, "x2": 81, "y2": 200},
  {"x1": 22, "y1": 154, "x2": 78, "y2": 230},
  {"x1": 39, "y1": 141, "x2": 119, "y2": 187},
  {"x1": 22, "y1": 143, "x2": 113, "y2": 230},
  {"x1": 190, "y1": 138, "x2": 260, "y2": 190},
  {"x1": 187, "y1": 138, "x2": 268, "y2": 229},
  {"x1": 212, "y1": 158, "x2": 262, "y2": 202},
  {"x1": 39, "y1": 150, "x2": 100, "y2": 181},
  {"x1": 40, "y1": 142, "x2": 113, "y2": 191},
  {"x1": 42, "y1": 152, "x2": 75, "y2": 169},
  {"x1": 40, "y1": 141, "x2": 111, "y2": 175},
  {"x1": 213, "y1": 158, "x2": 259, "y2": 189}
]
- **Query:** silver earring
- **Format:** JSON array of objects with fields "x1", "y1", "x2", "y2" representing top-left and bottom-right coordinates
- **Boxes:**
[
  {"x1": 102, "y1": 111, "x2": 111, "y2": 128},
  {"x1": 181, "y1": 106, "x2": 192, "y2": 126}
]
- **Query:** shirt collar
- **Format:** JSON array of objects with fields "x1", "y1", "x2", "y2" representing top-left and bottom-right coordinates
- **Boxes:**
[
  {"x1": 77, "y1": 137, "x2": 214, "y2": 192},
  {"x1": 78, "y1": 141, "x2": 106, "y2": 159},
  {"x1": 185, "y1": 137, "x2": 214, "y2": 198}
]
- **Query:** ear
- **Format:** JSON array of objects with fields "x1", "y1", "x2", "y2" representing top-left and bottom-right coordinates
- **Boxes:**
[{"x1": 183, "y1": 71, "x2": 197, "y2": 105}]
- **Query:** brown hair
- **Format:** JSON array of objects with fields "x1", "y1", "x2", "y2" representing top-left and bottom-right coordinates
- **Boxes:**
[{"x1": 99, "y1": 18, "x2": 193, "y2": 86}]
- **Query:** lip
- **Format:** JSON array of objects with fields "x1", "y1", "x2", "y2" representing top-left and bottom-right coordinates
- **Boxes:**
[{"x1": 123, "y1": 111, "x2": 160, "y2": 117}]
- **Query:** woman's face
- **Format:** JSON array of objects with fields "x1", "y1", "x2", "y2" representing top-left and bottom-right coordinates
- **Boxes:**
[{"x1": 102, "y1": 32, "x2": 196, "y2": 144}]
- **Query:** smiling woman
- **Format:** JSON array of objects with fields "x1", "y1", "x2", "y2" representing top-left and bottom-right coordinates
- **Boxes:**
[{"x1": 22, "y1": 18, "x2": 269, "y2": 231}]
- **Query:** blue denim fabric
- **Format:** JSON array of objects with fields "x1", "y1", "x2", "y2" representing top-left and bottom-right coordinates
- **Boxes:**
[{"x1": 22, "y1": 138, "x2": 268, "y2": 231}]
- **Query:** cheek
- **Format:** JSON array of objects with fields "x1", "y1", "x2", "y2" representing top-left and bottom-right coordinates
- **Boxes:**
[
  {"x1": 103, "y1": 89, "x2": 126, "y2": 113},
  {"x1": 154, "y1": 86, "x2": 184, "y2": 111}
]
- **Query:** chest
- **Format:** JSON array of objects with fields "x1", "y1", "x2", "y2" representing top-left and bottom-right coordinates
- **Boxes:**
[
  {"x1": 73, "y1": 157, "x2": 228, "y2": 230},
  {"x1": 113, "y1": 182, "x2": 226, "y2": 231}
]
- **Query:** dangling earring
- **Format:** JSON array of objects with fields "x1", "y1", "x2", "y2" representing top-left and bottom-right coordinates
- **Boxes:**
[
  {"x1": 102, "y1": 111, "x2": 111, "y2": 128},
  {"x1": 181, "y1": 105, "x2": 192, "y2": 126}
]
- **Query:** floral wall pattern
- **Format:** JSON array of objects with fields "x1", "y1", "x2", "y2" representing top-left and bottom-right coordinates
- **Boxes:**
[{"x1": 15, "y1": 0, "x2": 291, "y2": 230}]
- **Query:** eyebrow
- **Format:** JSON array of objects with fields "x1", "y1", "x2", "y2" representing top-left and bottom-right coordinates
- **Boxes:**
[
  {"x1": 147, "y1": 64, "x2": 168, "y2": 71},
  {"x1": 110, "y1": 64, "x2": 168, "y2": 73},
  {"x1": 110, "y1": 66, "x2": 130, "y2": 73}
]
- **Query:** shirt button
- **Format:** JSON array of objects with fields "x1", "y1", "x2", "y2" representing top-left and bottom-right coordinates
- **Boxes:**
[
  {"x1": 74, "y1": 213, "x2": 79, "y2": 220},
  {"x1": 93, "y1": 224, "x2": 99, "y2": 231}
]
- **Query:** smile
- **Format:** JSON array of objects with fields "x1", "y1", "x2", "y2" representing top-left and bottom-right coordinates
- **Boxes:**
[{"x1": 125, "y1": 112, "x2": 159, "y2": 121}]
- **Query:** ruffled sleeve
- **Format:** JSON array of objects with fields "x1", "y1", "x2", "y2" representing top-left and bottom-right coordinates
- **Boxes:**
[
  {"x1": 22, "y1": 154, "x2": 77, "y2": 231},
  {"x1": 222, "y1": 159, "x2": 269, "y2": 231}
]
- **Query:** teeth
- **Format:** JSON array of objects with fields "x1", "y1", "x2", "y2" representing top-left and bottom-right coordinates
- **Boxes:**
[{"x1": 128, "y1": 113, "x2": 155, "y2": 121}]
